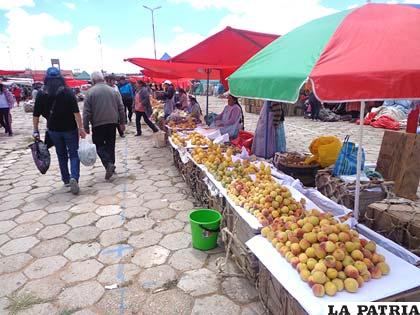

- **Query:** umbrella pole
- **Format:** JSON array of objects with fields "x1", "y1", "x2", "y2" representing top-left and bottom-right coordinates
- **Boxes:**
[
  {"x1": 206, "y1": 69, "x2": 210, "y2": 117},
  {"x1": 354, "y1": 101, "x2": 366, "y2": 221}
]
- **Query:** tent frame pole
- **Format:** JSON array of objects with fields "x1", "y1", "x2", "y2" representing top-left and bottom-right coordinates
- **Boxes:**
[
  {"x1": 354, "y1": 100, "x2": 366, "y2": 221},
  {"x1": 206, "y1": 69, "x2": 210, "y2": 117}
]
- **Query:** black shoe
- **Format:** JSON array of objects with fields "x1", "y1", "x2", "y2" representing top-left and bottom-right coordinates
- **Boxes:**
[
  {"x1": 135, "y1": 133, "x2": 141, "y2": 136},
  {"x1": 69, "y1": 178, "x2": 79, "y2": 195},
  {"x1": 105, "y1": 164, "x2": 116, "y2": 180},
  {"x1": 120, "y1": 134, "x2": 125, "y2": 138}
]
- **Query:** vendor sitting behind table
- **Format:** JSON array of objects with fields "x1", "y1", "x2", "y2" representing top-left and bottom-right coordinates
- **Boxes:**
[
  {"x1": 211, "y1": 94, "x2": 244, "y2": 139},
  {"x1": 187, "y1": 94, "x2": 203, "y2": 123}
]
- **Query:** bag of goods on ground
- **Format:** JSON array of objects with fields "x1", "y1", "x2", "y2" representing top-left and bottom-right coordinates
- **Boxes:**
[{"x1": 306, "y1": 136, "x2": 342, "y2": 168}]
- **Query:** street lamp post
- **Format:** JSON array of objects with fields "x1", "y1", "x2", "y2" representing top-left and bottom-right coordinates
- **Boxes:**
[
  {"x1": 143, "y1": 5, "x2": 161, "y2": 59},
  {"x1": 97, "y1": 34, "x2": 104, "y2": 73}
]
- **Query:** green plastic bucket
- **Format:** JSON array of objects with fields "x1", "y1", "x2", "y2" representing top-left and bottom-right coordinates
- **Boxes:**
[{"x1": 189, "y1": 209, "x2": 222, "y2": 251}]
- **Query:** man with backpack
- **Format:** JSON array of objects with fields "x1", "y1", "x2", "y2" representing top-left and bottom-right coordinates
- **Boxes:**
[{"x1": 117, "y1": 76, "x2": 134, "y2": 123}]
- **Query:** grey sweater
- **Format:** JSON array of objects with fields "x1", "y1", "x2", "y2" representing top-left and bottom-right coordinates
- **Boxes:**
[{"x1": 83, "y1": 82, "x2": 126, "y2": 130}]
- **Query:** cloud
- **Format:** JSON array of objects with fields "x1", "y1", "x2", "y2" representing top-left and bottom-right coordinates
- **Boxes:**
[
  {"x1": 172, "y1": 26, "x2": 184, "y2": 33},
  {"x1": 169, "y1": 0, "x2": 337, "y2": 35},
  {"x1": 0, "y1": 0, "x2": 34, "y2": 10},
  {"x1": 0, "y1": 8, "x2": 72, "y2": 69},
  {"x1": 347, "y1": 4, "x2": 359, "y2": 9},
  {"x1": 63, "y1": 2, "x2": 76, "y2": 10}
]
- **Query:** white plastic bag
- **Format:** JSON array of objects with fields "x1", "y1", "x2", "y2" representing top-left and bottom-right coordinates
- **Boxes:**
[
  {"x1": 213, "y1": 133, "x2": 229, "y2": 144},
  {"x1": 78, "y1": 138, "x2": 97, "y2": 166}
]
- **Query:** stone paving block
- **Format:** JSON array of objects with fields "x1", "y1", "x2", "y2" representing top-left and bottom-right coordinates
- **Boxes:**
[
  {"x1": 40, "y1": 211, "x2": 71, "y2": 225},
  {"x1": 72, "y1": 309, "x2": 100, "y2": 315},
  {"x1": 95, "y1": 285, "x2": 147, "y2": 315},
  {"x1": 175, "y1": 210, "x2": 191, "y2": 223},
  {"x1": 0, "y1": 209, "x2": 20, "y2": 221},
  {"x1": 8, "y1": 222, "x2": 43, "y2": 238},
  {"x1": 64, "y1": 242, "x2": 101, "y2": 261},
  {"x1": 0, "y1": 297, "x2": 9, "y2": 313},
  {"x1": 94, "y1": 195, "x2": 120, "y2": 205},
  {"x1": 66, "y1": 226, "x2": 101, "y2": 242},
  {"x1": 0, "y1": 236, "x2": 40, "y2": 256},
  {"x1": 67, "y1": 212, "x2": 100, "y2": 227},
  {"x1": 131, "y1": 245, "x2": 170, "y2": 268},
  {"x1": 241, "y1": 302, "x2": 266, "y2": 315},
  {"x1": 153, "y1": 180, "x2": 173, "y2": 188},
  {"x1": 20, "y1": 275, "x2": 65, "y2": 299},
  {"x1": 221, "y1": 277, "x2": 259, "y2": 304},
  {"x1": 165, "y1": 193, "x2": 187, "y2": 202},
  {"x1": 124, "y1": 206, "x2": 149, "y2": 219},
  {"x1": 169, "y1": 200, "x2": 195, "y2": 211},
  {"x1": 0, "y1": 234, "x2": 10, "y2": 247},
  {"x1": 207, "y1": 253, "x2": 241, "y2": 274},
  {"x1": 140, "y1": 192, "x2": 163, "y2": 202},
  {"x1": 95, "y1": 205, "x2": 121, "y2": 216},
  {"x1": 143, "y1": 288, "x2": 193, "y2": 315},
  {"x1": 96, "y1": 215, "x2": 124, "y2": 230},
  {"x1": 136, "y1": 185, "x2": 158, "y2": 193},
  {"x1": 97, "y1": 263, "x2": 140, "y2": 285},
  {"x1": 18, "y1": 303, "x2": 58, "y2": 315},
  {"x1": 125, "y1": 217, "x2": 155, "y2": 232},
  {"x1": 21, "y1": 199, "x2": 50, "y2": 212},
  {"x1": 38, "y1": 223, "x2": 71, "y2": 240},
  {"x1": 116, "y1": 191, "x2": 138, "y2": 199},
  {"x1": 160, "y1": 231, "x2": 191, "y2": 251},
  {"x1": 45, "y1": 203, "x2": 74, "y2": 214},
  {"x1": 58, "y1": 281, "x2": 105, "y2": 308},
  {"x1": 149, "y1": 209, "x2": 176, "y2": 221},
  {"x1": 169, "y1": 248, "x2": 207, "y2": 271},
  {"x1": 192, "y1": 295, "x2": 240, "y2": 315},
  {"x1": 60, "y1": 259, "x2": 103, "y2": 283},
  {"x1": 177, "y1": 268, "x2": 219, "y2": 297},
  {"x1": 157, "y1": 186, "x2": 180, "y2": 194},
  {"x1": 0, "y1": 253, "x2": 33, "y2": 274},
  {"x1": 15, "y1": 210, "x2": 47, "y2": 224},
  {"x1": 24, "y1": 255, "x2": 68, "y2": 279},
  {"x1": 99, "y1": 228, "x2": 131, "y2": 247},
  {"x1": 128, "y1": 230, "x2": 162, "y2": 249},
  {"x1": 69, "y1": 202, "x2": 99, "y2": 214},
  {"x1": 47, "y1": 194, "x2": 74, "y2": 203},
  {"x1": 154, "y1": 219, "x2": 185, "y2": 234},
  {"x1": 0, "y1": 272, "x2": 27, "y2": 297},
  {"x1": 30, "y1": 238, "x2": 71, "y2": 258},
  {"x1": 138, "y1": 264, "x2": 178, "y2": 291},
  {"x1": 97, "y1": 244, "x2": 134, "y2": 265},
  {"x1": 3, "y1": 192, "x2": 29, "y2": 202},
  {"x1": 143, "y1": 199, "x2": 168, "y2": 210},
  {"x1": 0, "y1": 220, "x2": 17, "y2": 234}
]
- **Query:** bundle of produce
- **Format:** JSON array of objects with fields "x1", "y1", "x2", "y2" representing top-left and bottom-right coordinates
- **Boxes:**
[{"x1": 260, "y1": 210, "x2": 390, "y2": 297}]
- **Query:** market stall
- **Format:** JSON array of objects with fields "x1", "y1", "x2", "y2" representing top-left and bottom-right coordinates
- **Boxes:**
[{"x1": 165, "y1": 124, "x2": 420, "y2": 311}]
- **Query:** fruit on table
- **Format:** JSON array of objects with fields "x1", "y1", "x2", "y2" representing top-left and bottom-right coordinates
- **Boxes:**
[
  {"x1": 168, "y1": 117, "x2": 196, "y2": 129},
  {"x1": 187, "y1": 132, "x2": 212, "y2": 146},
  {"x1": 171, "y1": 132, "x2": 187, "y2": 147},
  {"x1": 260, "y1": 209, "x2": 391, "y2": 297}
]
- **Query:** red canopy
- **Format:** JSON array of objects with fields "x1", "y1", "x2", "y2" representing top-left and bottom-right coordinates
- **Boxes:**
[
  {"x1": 125, "y1": 26, "x2": 279, "y2": 85},
  {"x1": 311, "y1": 4, "x2": 420, "y2": 101},
  {"x1": 0, "y1": 70, "x2": 25, "y2": 76},
  {"x1": 65, "y1": 79, "x2": 88, "y2": 88}
]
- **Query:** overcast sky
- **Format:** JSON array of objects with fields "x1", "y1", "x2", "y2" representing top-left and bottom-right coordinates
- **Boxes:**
[{"x1": 0, "y1": 0, "x2": 417, "y2": 73}]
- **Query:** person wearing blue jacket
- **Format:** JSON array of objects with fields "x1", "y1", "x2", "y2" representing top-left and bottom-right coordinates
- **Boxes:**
[{"x1": 117, "y1": 76, "x2": 134, "y2": 123}]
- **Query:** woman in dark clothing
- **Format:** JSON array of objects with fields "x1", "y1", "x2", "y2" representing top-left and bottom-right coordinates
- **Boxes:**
[
  {"x1": 33, "y1": 67, "x2": 86, "y2": 194},
  {"x1": 309, "y1": 92, "x2": 321, "y2": 121}
]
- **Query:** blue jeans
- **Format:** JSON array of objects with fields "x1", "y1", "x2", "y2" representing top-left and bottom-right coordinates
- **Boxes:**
[{"x1": 48, "y1": 129, "x2": 80, "y2": 184}]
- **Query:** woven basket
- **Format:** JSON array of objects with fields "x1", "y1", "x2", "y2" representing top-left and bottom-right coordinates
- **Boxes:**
[
  {"x1": 315, "y1": 167, "x2": 394, "y2": 220},
  {"x1": 364, "y1": 200, "x2": 420, "y2": 258}
]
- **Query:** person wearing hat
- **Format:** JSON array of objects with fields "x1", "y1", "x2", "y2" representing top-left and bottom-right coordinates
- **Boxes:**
[
  {"x1": 211, "y1": 94, "x2": 244, "y2": 139},
  {"x1": 0, "y1": 81, "x2": 14, "y2": 136},
  {"x1": 162, "y1": 80, "x2": 175, "y2": 119},
  {"x1": 117, "y1": 76, "x2": 134, "y2": 123},
  {"x1": 187, "y1": 94, "x2": 203, "y2": 122},
  {"x1": 33, "y1": 67, "x2": 86, "y2": 194},
  {"x1": 134, "y1": 80, "x2": 158, "y2": 136}
]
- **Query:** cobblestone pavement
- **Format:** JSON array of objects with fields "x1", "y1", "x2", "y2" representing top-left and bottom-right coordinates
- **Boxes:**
[{"x1": 0, "y1": 101, "x2": 264, "y2": 315}]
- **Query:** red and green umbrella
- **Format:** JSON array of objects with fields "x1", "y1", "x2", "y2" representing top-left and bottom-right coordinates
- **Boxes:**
[{"x1": 228, "y1": 3, "x2": 420, "y2": 103}]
